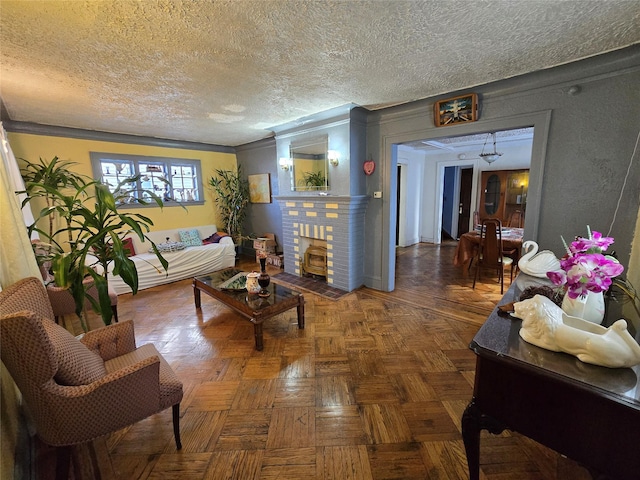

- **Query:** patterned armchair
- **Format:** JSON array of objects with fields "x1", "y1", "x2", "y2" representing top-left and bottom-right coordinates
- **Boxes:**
[{"x1": 0, "y1": 277, "x2": 183, "y2": 478}]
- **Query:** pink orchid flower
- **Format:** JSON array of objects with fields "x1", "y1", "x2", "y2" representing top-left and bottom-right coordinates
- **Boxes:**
[{"x1": 547, "y1": 229, "x2": 624, "y2": 299}]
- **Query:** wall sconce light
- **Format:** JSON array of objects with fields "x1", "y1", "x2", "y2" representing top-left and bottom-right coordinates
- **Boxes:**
[
  {"x1": 279, "y1": 157, "x2": 292, "y2": 171},
  {"x1": 328, "y1": 150, "x2": 340, "y2": 167}
]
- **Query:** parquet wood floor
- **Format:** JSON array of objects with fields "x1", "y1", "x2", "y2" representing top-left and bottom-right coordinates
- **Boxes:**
[{"x1": 81, "y1": 242, "x2": 591, "y2": 479}]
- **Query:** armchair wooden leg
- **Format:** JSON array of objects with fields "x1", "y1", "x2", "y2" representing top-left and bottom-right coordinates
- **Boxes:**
[
  {"x1": 111, "y1": 305, "x2": 118, "y2": 323},
  {"x1": 56, "y1": 446, "x2": 72, "y2": 480},
  {"x1": 172, "y1": 403, "x2": 182, "y2": 450}
]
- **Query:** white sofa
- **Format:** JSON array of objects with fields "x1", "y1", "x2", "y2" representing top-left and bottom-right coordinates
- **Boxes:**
[{"x1": 100, "y1": 225, "x2": 236, "y2": 295}]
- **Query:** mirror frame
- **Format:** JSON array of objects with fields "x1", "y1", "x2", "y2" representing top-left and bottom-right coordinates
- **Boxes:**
[{"x1": 290, "y1": 135, "x2": 329, "y2": 192}]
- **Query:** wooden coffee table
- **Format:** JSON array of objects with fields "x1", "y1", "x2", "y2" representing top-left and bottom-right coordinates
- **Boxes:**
[{"x1": 193, "y1": 269, "x2": 305, "y2": 351}]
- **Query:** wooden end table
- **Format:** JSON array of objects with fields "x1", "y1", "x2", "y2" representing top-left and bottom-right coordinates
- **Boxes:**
[
  {"x1": 462, "y1": 275, "x2": 640, "y2": 480},
  {"x1": 193, "y1": 269, "x2": 305, "y2": 351}
]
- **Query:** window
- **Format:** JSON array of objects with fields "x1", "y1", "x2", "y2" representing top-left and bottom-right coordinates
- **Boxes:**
[{"x1": 90, "y1": 153, "x2": 204, "y2": 206}]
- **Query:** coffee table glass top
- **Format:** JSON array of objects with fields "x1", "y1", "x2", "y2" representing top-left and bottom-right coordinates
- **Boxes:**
[{"x1": 195, "y1": 268, "x2": 300, "y2": 305}]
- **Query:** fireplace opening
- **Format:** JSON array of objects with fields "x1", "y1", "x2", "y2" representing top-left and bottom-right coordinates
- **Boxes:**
[{"x1": 301, "y1": 244, "x2": 327, "y2": 279}]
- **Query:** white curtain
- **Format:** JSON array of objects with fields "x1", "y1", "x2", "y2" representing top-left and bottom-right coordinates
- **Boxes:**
[{"x1": 0, "y1": 122, "x2": 41, "y2": 288}]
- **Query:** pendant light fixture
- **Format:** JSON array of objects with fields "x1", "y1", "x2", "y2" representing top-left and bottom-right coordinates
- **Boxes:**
[{"x1": 479, "y1": 132, "x2": 502, "y2": 164}]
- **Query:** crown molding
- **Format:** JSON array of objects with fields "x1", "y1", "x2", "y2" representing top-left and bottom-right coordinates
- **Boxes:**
[{"x1": 2, "y1": 120, "x2": 236, "y2": 153}]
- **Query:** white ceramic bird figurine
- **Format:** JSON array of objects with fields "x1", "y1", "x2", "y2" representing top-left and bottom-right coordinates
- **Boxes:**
[{"x1": 518, "y1": 241, "x2": 561, "y2": 278}]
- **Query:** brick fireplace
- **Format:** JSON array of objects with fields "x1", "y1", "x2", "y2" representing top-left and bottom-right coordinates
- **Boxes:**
[{"x1": 276, "y1": 195, "x2": 369, "y2": 292}]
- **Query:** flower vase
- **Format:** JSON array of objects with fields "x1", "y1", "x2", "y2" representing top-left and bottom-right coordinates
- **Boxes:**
[
  {"x1": 246, "y1": 271, "x2": 261, "y2": 295},
  {"x1": 561, "y1": 291, "x2": 605, "y2": 324},
  {"x1": 258, "y1": 257, "x2": 271, "y2": 297}
]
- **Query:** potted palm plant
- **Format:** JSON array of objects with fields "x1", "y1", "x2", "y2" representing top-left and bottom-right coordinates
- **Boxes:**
[
  {"x1": 208, "y1": 166, "x2": 250, "y2": 244},
  {"x1": 21, "y1": 158, "x2": 169, "y2": 329}
]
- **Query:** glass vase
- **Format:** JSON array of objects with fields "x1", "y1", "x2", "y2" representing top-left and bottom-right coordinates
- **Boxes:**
[{"x1": 258, "y1": 257, "x2": 271, "y2": 297}]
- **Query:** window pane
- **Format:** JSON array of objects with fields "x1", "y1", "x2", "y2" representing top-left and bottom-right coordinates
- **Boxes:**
[
  {"x1": 139, "y1": 163, "x2": 168, "y2": 201},
  {"x1": 100, "y1": 160, "x2": 136, "y2": 201},
  {"x1": 170, "y1": 164, "x2": 199, "y2": 202}
]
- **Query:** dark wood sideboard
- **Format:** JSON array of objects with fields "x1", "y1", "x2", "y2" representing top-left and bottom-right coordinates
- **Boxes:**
[{"x1": 462, "y1": 274, "x2": 640, "y2": 480}]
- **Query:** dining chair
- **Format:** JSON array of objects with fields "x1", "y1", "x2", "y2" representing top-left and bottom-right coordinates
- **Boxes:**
[
  {"x1": 472, "y1": 219, "x2": 513, "y2": 294},
  {"x1": 0, "y1": 277, "x2": 183, "y2": 479},
  {"x1": 506, "y1": 209, "x2": 523, "y2": 228},
  {"x1": 503, "y1": 211, "x2": 523, "y2": 271}
]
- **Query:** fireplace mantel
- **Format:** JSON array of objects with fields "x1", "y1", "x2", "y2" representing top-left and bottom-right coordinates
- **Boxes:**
[
  {"x1": 275, "y1": 195, "x2": 369, "y2": 292},
  {"x1": 274, "y1": 195, "x2": 366, "y2": 202}
]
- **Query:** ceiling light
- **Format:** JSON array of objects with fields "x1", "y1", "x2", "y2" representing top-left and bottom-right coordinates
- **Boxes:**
[{"x1": 479, "y1": 132, "x2": 502, "y2": 164}]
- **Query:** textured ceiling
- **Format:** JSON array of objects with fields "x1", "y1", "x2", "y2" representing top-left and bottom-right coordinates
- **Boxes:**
[{"x1": 1, "y1": 0, "x2": 639, "y2": 147}]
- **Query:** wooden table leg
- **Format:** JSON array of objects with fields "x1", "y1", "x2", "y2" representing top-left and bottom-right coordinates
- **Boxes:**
[
  {"x1": 193, "y1": 286, "x2": 201, "y2": 309},
  {"x1": 297, "y1": 295, "x2": 305, "y2": 329},
  {"x1": 462, "y1": 398, "x2": 507, "y2": 480},
  {"x1": 253, "y1": 322, "x2": 264, "y2": 351},
  {"x1": 462, "y1": 400, "x2": 481, "y2": 480}
]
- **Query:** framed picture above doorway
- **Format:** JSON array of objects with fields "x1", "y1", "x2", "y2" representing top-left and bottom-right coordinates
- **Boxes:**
[{"x1": 434, "y1": 93, "x2": 478, "y2": 127}]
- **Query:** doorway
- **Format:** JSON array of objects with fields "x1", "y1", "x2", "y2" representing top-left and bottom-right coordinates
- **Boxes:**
[
  {"x1": 441, "y1": 165, "x2": 473, "y2": 240},
  {"x1": 397, "y1": 127, "x2": 534, "y2": 246},
  {"x1": 383, "y1": 115, "x2": 549, "y2": 293}
]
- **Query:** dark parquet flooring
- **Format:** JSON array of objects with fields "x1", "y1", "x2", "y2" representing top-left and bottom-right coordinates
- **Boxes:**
[{"x1": 70, "y1": 241, "x2": 591, "y2": 479}]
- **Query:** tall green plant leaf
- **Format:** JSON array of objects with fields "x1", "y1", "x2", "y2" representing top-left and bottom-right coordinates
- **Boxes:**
[{"x1": 208, "y1": 166, "x2": 250, "y2": 242}]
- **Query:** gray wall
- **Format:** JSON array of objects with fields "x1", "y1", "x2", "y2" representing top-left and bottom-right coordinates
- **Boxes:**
[
  {"x1": 365, "y1": 46, "x2": 640, "y2": 291},
  {"x1": 239, "y1": 46, "x2": 640, "y2": 292},
  {"x1": 235, "y1": 138, "x2": 283, "y2": 251}
]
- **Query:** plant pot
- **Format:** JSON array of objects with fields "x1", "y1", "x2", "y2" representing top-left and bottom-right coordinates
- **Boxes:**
[{"x1": 561, "y1": 291, "x2": 605, "y2": 324}]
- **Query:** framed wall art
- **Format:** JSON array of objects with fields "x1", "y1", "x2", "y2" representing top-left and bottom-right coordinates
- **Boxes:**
[
  {"x1": 248, "y1": 173, "x2": 271, "y2": 203},
  {"x1": 434, "y1": 93, "x2": 478, "y2": 127}
]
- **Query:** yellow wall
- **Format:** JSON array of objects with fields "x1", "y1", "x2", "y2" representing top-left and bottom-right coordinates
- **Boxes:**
[{"x1": 7, "y1": 132, "x2": 237, "y2": 232}]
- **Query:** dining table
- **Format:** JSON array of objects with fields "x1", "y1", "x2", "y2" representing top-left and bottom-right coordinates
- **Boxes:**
[{"x1": 453, "y1": 227, "x2": 524, "y2": 268}]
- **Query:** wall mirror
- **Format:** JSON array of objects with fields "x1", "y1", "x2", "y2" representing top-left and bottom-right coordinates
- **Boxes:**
[{"x1": 291, "y1": 136, "x2": 328, "y2": 192}]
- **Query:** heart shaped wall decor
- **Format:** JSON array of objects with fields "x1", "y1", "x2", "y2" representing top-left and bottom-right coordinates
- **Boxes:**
[{"x1": 363, "y1": 159, "x2": 375, "y2": 175}]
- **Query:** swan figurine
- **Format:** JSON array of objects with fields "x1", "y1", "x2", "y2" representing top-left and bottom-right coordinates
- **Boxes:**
[
  {"x1": 518, "y1": 240, "x2": 561, "y2": 278},
  {"x1": 513, "y1": 295, "x2": 640, "y2": 368}
]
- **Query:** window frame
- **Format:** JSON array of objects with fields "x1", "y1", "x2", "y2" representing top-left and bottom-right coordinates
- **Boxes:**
[{"x1": 90, "y1": 152, "x2": 204, "y2": 207}]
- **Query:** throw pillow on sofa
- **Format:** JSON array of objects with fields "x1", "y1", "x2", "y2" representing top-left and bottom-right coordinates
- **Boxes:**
[
  {"x1": 203, "y1": 232, "x2": 229, "y2": 244},
  {"x1": 151, "y1": 241, "x2": 186, "y2": 253},
  {"x1": 122, "y1": 237, "x2": 136, "y2": 256},
  {"x1": 179, "y1": 229, "x2": 203, "y2": 246},
  {"x1": 92, "y1": 238, "x2": 136, "y2": 257}
]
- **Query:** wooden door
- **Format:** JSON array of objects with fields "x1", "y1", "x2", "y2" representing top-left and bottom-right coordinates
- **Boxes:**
[{"x1": 457, "y1": 168, "x2": 473, "y2": 238}]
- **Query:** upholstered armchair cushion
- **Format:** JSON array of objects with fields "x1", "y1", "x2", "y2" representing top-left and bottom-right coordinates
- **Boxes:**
[
  {"x1": 41, "y1": 317, "x2": 107, "y2": 386},
  {"x1": 104, "y1": 343, "x2": 183, "y2": 409},
  {"x1": 81, "y1": 320, "x2": 137, "y2": 361}
]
